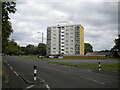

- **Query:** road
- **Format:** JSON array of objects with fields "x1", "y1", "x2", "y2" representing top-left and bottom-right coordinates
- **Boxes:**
[{"x1": 2, "y1": 56, "x2": 119, "y2": 89}]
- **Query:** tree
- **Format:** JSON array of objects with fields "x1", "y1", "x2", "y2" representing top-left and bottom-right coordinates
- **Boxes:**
[
  {"x1": 84, "y1": 43, "x2": 93, "y2": 54},
  {"x1": 2, "y1": 2, "x2": 17, "y2": 54},
  {"x1": 6, "y1": 40, "x2": 23, "y2": 55},
  {"x1": 111, "y1": 34, "x2": 120, "y2": 52},
  {"x1": 99, "y1": 49, "x2": 110, "y2": 52},
  {"x1": 37, "y1": 43, "x2": 46, "y2": 56},
  {"x1": 25, "y1": 44, "x2": 37, "y2": 55}
]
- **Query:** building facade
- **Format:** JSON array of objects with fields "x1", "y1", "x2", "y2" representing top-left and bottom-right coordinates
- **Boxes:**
[{"x1": 47, "y1": 22, "x2": 84, "y2": 56}]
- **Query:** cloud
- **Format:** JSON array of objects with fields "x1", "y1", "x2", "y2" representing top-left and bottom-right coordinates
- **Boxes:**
[{"x1": 9, "y1": 0, "x2": 118, "y2": 51}]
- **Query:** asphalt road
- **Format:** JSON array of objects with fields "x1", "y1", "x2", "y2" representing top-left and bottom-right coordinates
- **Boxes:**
[{"x1": 2, "y1": 56, "x2": 119, "y2": 89}]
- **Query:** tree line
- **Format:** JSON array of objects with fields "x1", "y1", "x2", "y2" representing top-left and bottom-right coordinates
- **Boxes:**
[
  {"x1": 4, "y1": 40, "x2": 46, "y2": 56},
  {"x1": 3, "y1": 40, "x2": 93, "y2": 56}
]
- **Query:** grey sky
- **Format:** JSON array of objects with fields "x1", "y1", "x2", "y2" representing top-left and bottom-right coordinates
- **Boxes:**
[{"x1": 9, "y1": 0, "x2": 119, "y2": 51}]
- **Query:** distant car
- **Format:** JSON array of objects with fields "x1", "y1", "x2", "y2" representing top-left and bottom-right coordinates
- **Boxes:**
[
  {"x1": 49, "y1": 56, "x2": 63, "y2": 58},
  {"x1": 49, "y1": 56, "x2": 54, "y2": 58},
  {"x1": 58, "y1": 56, "x2": 63, "y2": 59},
  {"x1": 38, "y1": 56, "x2": 45, "y2": 58}
]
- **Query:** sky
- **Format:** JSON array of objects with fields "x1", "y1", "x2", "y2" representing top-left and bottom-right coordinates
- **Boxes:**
[{"x1": 9, "y1": 0, "x2": 119, "y2": 51}]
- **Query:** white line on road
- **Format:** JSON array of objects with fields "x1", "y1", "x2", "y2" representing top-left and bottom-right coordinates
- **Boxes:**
[
  {"x1": 85, "y1": 78, "x2": 105, "y2": 85},
  {"x1": 46, "y1": 84, "x2": 50, "y2": 90},
  {"x1": 4, "y1": 60, "x2": 7, "y2": 64},
  {"x1": 14, "y1": 71, "x2": 19, "y2": 76},
  {"x1": 23, "y1": 85, "x2": 35, "y2": 90},
  {"x1": 10, "y1": 66, "x2": 13, "y2": 70}
]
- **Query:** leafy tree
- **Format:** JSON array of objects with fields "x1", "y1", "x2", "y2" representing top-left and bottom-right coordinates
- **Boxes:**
[
  {"x1": 84, "y1": 43, "x2": 93, "y2": 54},
  {"x1": 25, "y1": 44, "x2": 37, "y2": 55},
  {"x1": 37, "y1": 43, "x2": 46, "y2": 56},
  {"x1": 6, "y1": 40, "x2": 23, "y2": 55},
  {"x1": 111, "y1": 34, "x2": 120, "y2": 52},
  {"x1": 2, "y1": 2, "x2": 17, "y2": 54},
  {"x1": 99, "y1": 49, "x2": 110, "y2": 52}
]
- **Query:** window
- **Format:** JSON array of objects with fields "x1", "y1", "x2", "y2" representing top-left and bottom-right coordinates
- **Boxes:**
[
  {"x1": 61, "y1": 46, "x2": 64, "y2": 47},
  {"x1": 76, "y1": 40, "x2": 79, "y2": 42},
  {"x1": 53, "y1": 37, "x2": 56, "y2": 39},
  {"x1": 61, "y1": 32, "x2": 64, "y2": 33},
  {"x1": 53, "y1": 34, "x2": 56, "y2": 35},
  {"x1": 53, "y1": 51, "x2": 56, "y2": 53},
  {"x1": 61, "y1": 42, "x2": 64, "y2": 44},
  {"x1": 75, "y1": 33, "x2": 79, "y2": 35},
  {"x1": 75, "y1": 37, "x2": 79, "y2": 39},
  {"x1": 62, "y1": 27, "x2": 64, "y2": 29},
  {"x1": 66, "y1": 48, "x2": 68, "y2": 49},
  {"x1": 76, "y1": 26, "x2": 80, "y2": 29},
  {"x1": 61, "y1": 35, "x2": 64, "y2": 37},
  {"x1": 71, "y1": 40, "x2": 73, "y2": 42},
  {"x1": 66, "y1": 51, "x2": 68, "y2": 53},
  {"x1": 52, "y1": 40, "x2": 56, "y2": 42},
  {"x1": 62, "y1": 39, "x2": 64, "y2": 40},
  {"x1": 66, "y1": 33, "x2": 69, "y2": 35},
  {"x1": 66, "y1": 40, "x2": 69, "y2": 42},
  {"x1": 53, "y1": 48, "x2": 56, "y2": 49},
  {"x1": 70, "y1": 47, "x2": 73, "y2": 49},
  {"x1": 61, "y1": 49, "x2": 64, "y2": 51}
]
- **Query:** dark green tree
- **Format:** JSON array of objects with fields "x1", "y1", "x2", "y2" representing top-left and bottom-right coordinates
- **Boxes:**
[
  {"x1": 2, "y1": 2, "x2": 17, "y2": 54},
  {"x1": 111, "y1": 34, "x2": 120, "y2": 52},
  {"x1": 25, "y1": 44, "x2": 37, "y2": 55},
  {"x1": 37, "y1": 43, "x2": 46, "y2": 56},
  {"x1": 6, "y1": 40, "x2": 23, "y2": 55},
  {"x1": 84, "y1": 43, "x2": 93, "y2": 54}
]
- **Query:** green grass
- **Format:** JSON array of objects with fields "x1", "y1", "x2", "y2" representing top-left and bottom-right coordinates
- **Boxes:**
[{"x1": 52, "y1": 62, "x2": 119, "y2": 72}]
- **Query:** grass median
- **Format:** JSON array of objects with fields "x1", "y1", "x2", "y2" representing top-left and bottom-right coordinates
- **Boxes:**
[{"x1": 52, "y1": 62, "x2": 119, "y2": 72}]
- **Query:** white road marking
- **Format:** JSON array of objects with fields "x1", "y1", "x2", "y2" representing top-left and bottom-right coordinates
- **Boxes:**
[
  {"x1": 85, "y1": 78, "x2": 105, "y2": 85},
  {"x1": 4, "y1": 60, "x2": 7, "y2": 63},
  {"x1": 46, "y1": 84, "x2": 50, "y2": 90},
  {"x1": 14, "y1": 71, "x2": 19, "y2": 76},
  {"x1": 88, "y1": 70, "x2": 91, "y2": 72},
  {"x1": 8, "y1": 64, "x2": 10, "y2": 66},
  {"x1": 23, "y1": 85, "x2": 35, "y2": 90},
  {"x1": 10, "y1": 66, "x2": 13, "y2": 70}
]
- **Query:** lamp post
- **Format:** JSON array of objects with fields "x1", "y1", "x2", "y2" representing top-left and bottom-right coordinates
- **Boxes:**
[{"x1": 38, "y1": 32, "x2": 43, "y2": 44}]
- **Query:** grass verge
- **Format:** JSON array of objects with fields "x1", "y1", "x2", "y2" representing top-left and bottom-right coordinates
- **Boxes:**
[{"x1": 52, "y1": 62, "x2": 119, "y2": 72}]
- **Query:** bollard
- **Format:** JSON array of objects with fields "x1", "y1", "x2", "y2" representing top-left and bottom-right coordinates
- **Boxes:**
[
  {"x1": 34, "y1": 66, "x2": 37, "y2": 81},
  {"x1": 98, "y1": 62, "x2": 101, "y2": 71}
]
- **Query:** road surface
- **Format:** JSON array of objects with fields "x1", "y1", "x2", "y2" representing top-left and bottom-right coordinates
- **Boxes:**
[{"x1": 2, "y1": 56, "x2": 119, "y2": 89}]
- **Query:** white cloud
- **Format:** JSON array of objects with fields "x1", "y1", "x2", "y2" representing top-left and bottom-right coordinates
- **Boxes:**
[{"x1": 9, "y1": 0, "x2": 118, "y2": 51}]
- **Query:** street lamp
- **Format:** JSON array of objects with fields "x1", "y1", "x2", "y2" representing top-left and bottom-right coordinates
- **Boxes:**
[{"x1": 38, "y1": 32, "x2": 43, "y2": 44}]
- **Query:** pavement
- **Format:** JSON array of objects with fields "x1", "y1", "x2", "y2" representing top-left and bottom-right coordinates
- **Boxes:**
[{"x1": 2, "y1": 56, "x2": 119, "y2": 89}]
